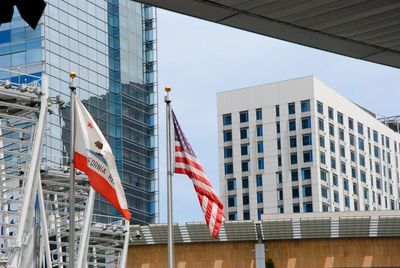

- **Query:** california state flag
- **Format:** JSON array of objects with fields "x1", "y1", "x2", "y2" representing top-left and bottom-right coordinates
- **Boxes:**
[{"x1": 74, "y1": 95, "x2": 131, "y2": 221}]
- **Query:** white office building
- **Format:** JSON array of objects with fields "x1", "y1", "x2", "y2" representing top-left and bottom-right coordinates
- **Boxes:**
[{"x1": 217, "y1": 76, "x2": 400, "y2": 221}]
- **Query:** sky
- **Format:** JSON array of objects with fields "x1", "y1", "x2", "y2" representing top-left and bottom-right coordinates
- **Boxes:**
[{"x1": 156, "y1": 9, "x2": 400, "y2": 224}]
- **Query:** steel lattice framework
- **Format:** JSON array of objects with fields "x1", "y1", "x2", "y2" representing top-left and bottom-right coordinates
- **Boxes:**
[{"x1": 0, "y1": 71, "x2": 129, "y2": 268}]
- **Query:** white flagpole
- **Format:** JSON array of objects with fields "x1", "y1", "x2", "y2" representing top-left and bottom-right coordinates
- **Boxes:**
[
  {"x1": 69, "y1": 71, "x2": 77, "y2": 268},
  {"x1": 165, "y1": 86, "x2": 174, "y2": 268}
]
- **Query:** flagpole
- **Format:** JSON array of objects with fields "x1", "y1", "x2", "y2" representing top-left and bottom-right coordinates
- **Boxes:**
[
  {"x1": 165, "y1": 86, "x2": 174, "y2": 268},
  {"x1": 69, "y1": 71, "x2": 77, "y2": 268}
]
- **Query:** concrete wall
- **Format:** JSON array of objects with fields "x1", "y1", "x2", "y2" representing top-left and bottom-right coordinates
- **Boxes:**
[{"x1": 127, "y1": 237, "x2": 400, "y2": 268}]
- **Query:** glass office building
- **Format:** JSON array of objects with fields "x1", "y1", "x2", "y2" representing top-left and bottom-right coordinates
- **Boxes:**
[{"x1": 0, "y1": 0, "x2": 158, "y2": 224}]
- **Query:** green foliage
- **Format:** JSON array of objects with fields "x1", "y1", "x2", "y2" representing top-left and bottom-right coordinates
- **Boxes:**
[{"x1": 266, "y1": 258, "x2": 275, "y2": 268}]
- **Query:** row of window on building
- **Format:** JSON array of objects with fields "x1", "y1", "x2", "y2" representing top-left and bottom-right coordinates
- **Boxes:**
[{"x1": 222, "y1": 100, "x2": 312, "y2": 126}]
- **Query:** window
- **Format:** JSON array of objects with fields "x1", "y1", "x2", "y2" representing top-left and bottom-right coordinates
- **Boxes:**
[
  {"x1": 359, "y1": 154, "x2": 365, "y2": 167},
  {"x1": 331, "y1": 157, "x2": 337, "y2": 169},
  {"x1": 292, "y1": 187, "x2": 299, "y2": 198},
  {"x1": 276, "y1": 138, "x2": 281, "y2": 150},
  {"x1": 290, "y1": 136, "x2": 297, "y2": 148},
  {"x1": 320, "y1": 152, "x2": 326, "y2": 165},
  {"x1": 322, "y1": 203, "x2": 329, "y2": 212},
  {"x1": 276, "y1": 172, "x2": 282, "y2": 184},
  {"x1": 223, "y1": 130, "x2": 232, "y2": 142},
  {"x1": 256, "y1": 125, "x2": 263, "y2": 137},
  {"x1": 337, "y1": 112, "x2": 343, "y2": 124},
  {"x1": 319, "y1": 135, "x2": 325, "y2": 148},
  {"x1": 256, "y1": 108, "x2": 262, "y2": 120},
  {"x1": 243, "y1": 211, "x2": 250, "y2": 220},
  {"x1": 241, "y1": 161, "x2": 249, "y2": 172},
  {"x1": 375, "y1": 162, "x2": 381, "y2": 174},
  {"x1": 360, "y1": 171, "x2": 366, "y2": 183},
  {"x1": 302, "y1": 168, "x2": 311, "y2": 180},
  {"x1": 240, "y1": 128, "x2": 249, "y2": 139},
  {"x1": 241, "y1": 144, "x2": 249, "y2": 155},
  {"x1": 224, "y1": 163, "x2": 233, "y2": 174},
  {"x1": 303, "y1": 185, "x2": 312, "y2": 197},
  {"x1": 227, "y1": 179, "x2": 236, "y2": 191},
  {"x1": 328, "y1": 107, "x2": 334, "y2": 119},
  {"x1": 350, "y1": 150, "x2": 355, "y2": 162},
  {"x1": 303, "y1": 151, "x2": 313, "y2": 163},
  {"x1": 224, "y1": 147, "x2": 232, "y2": 158},
  {"x1": 330, "y1": 140, "x2": 336, "y2": 152},
  {"x1": 228, "y1": 195, "x2": 236, "y2": 207},
  {"x1": 302, "y1": 117, "x2": 311, "y2": 129},
  {"x1": 373, "y1": 130, "x2": 378, "y2": 142},
  {"x1": 291, "y1": 153, "x2": 298, "y2": 165},
  {"x1": 343, "y1": 179, "x2": 349, "y2": 191},
  {"x1": 351, "y1": 167, "x2": 356, "y2": 178},
  {"x1": 239, "y1": 111, "x2": 248, "y2": 123},
  {"x1": 287, "y1": 170, "x2": 298, "y2": 183},
  {"x1": 256, "y1": 174, "x2": 263, "y2": 187},
  {"x1": 289, "y1": 119, "x2": 296, "y2": 131},
  {"x1": 334, "y1": 191, "x2": 339, "y2": 203},
  {"x1": 223, "y1": 114, "x2": 232, "y2": 125},
  {"x1": 302, "y1": 134, "x2": 312, "y2": 146},
  {"x1": 354, "y1": 200, "x2": 359, "y2": 211},
  {"x1": 257, "y1": 141, "x2": 264, "y2": 153},
  {"x1": 340, "y1": 146, "x2": 345, "y2": 158},
  {"x1": 257, "y1": 191, "x2": 263, "y2": 203},
  {"x1": 358, "y1": 138, "x2": 365, "y2": 151},
  {"x1": 257, "y1": 208, "x2": 263, "y2": 221},
  {"x1": 277, "y1": 189, "x2": 283, "y2": 201},
  {"x1": 376, "y1": 178, "x2": 381, "y2": 190},
  {"x1": 364, "y1": 188, "x2": 369, "y2": 200},
  {"x1": 348, "y1": 117, "x2": 354, "y2": 130},
  {"x1": 339, "y1": 129, "x2": 345, "y2": 141},
  {"x1": 257, "y1": 158, "x2": 264, "y2": 170},
  {"x1": 228, "y1": 212, "x2": 237, "y2": 221},
  {"x1": 317, "y1": 101, "x2": 323, "y2": 114},
  {"x1": 304, "y1": 202, "x2": 313, "y2": 213},
  {"x1": 329, "y1": 124, "x2": 335, "y2": 136},
  {"x1": 275, "y1": 105, "x2": 280, "y2": 117},
  {"x1": 353, "y1": 183, "x2": 358, "y2": 195},
  {"x1": 276, "y1": 122, "x2": 280, "y2": 133},
  {"x1": 293, "y1": 204, "x2": 300, "y2": 213},
  {"x1": 278, "y1": 155, "x2": 282, "y2": 167},
  {"x1": 243, "y1": 194, "x2": 249, "y2": 205},
  {"x1": 301, "y1": 100, "x2": 310, "y2": 112},
  {"x1": 357, "y1": 122, "x2": 364, "y2": 135},
  {"x1": 349, "y1": 134, "x2": 355, "y2": 146},
  {"x1": 321, "y1": 187, "x2": 328, "y2": 198},
  {"x1": 242, "y1": 177, "x2": 249, "y2": 188},
  {"x1": 341, "y1": 162, "x2": 346, "y2": 174},
  {"x1": 319, "y1": 118, "x2": 324, "y2": 131},
  {"x1": 288, "y1": 102, "x2": 295, "y2": 115},
  {"x1": 333, "y1": 174, "x2": 338, "y2": 186},
  {"x1": 320, "y1": 168, "x2": 328, "y2": 181},
  {"x1": 345, "y1": 196, "x2": 350, "y2": 208}
]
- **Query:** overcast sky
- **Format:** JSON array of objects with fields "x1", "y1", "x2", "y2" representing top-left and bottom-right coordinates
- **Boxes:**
[{"x1": 156, "y1": 9, "x2": 400, "y2": 224}]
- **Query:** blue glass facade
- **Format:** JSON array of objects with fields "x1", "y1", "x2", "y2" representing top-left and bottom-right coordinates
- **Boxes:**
[{"x1": 0, "y1": 1, "x2": 158, "y2": 224}]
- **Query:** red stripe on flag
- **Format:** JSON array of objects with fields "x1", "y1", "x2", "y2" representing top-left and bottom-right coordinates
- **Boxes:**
[
  {"x1": 175, "y1": 155, "x2": 205, "y2": 173},
  {"x1": 75, "y1": 152, "x2": 131, "y2": 220},
  {"x1": 174, "y1": 166, "x2": 214, "y2": 189}
]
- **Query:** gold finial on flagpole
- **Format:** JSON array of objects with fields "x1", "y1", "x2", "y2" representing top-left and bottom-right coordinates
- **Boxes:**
[
  {"x1": 69, "y1": 71, "x2": 77, "y2": 91},
  {"x1": 69, "y1": 71, "x2": 77, "y2": 79},
  {"x1": 165, "y1": 85, "x2": 171, "y2": 94}
]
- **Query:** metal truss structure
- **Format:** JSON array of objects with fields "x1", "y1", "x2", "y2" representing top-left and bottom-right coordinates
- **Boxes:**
[
  {"x1": 378, "y1": 115, "x2": 400, "y2": 134},
  {"x1": 0, "y1": 71, "x2": 129, "y2": 268}
]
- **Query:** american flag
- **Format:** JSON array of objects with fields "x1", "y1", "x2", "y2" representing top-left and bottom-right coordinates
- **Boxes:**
[{"x1": 172, "y1": 110, "x2": 225, "y2": 238}]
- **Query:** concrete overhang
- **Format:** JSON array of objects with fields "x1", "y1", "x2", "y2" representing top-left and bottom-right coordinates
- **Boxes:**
[{"x1": 137, "y1": 0, "x2": 400, "y2": 69}]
